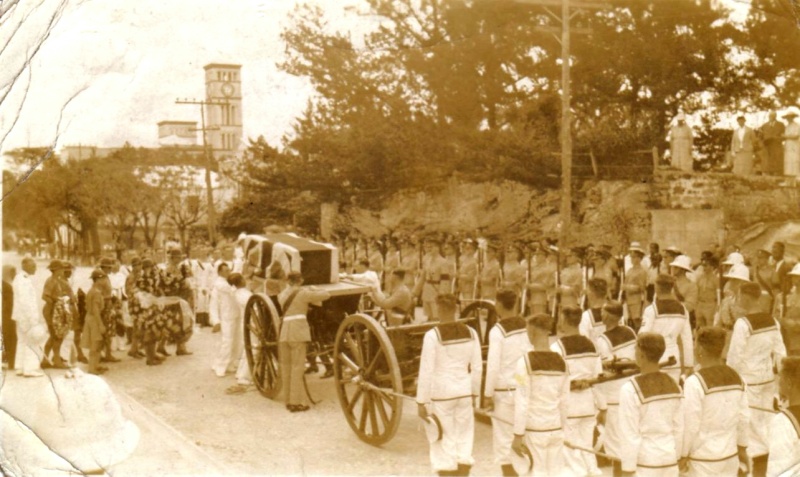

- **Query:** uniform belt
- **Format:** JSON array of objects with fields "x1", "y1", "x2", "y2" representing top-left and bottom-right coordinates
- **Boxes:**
[
  {"x1": 283, "y1": 315, "x2": 306, "y2": 322},
  {"x1": 426, "y1": 280, "x2": 441, "y2": 284},
  {"x1": 440, "y1": 274, "x2": 451, "y2": 280},
  {"x1": 747, "y1": 378, "x2": 775, "y2": 387},
  {"x1": 688, "y1": 452, "x2": 737, "y2": 463},
  {"x1": 431, "y1": 394, "x2": 473, "y2": 402},
  {"x1": 525, "y1": 426, "x2": 561, "y2": 433},
  {"x1": 493, "y1": 387, "x2": 515, "y2": 392},
  {"x1": 638, "y1": 462, "x2": 677, "y2": 469}
]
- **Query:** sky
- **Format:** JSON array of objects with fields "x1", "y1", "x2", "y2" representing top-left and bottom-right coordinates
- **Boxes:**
[
  {"x1": 0, "y1": 0, "x2": 377, "y2": 157},
  {"x1": 0, "y1": 0, "x2": 751, "y2": 158}
]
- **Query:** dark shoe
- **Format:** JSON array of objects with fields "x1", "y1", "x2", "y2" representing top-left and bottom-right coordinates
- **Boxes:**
[
  {"x1": 88, "y1": 369, "x2": 106, "y2": 375},
  {"x1": 289, "y1": 404, "x2": 310, "y2": 413},
  {"x1": 176, "y1": 348, "x2": 193, "y2": 356},
  {"x1": 77, "y1": 355, "x2": 88, "y2": 364},
  {"x1": 456, "y1": 464, "x2": 472, "y2": 476},
  {"x1": 321, "y1": 369, "x2": 334, "y2": 379},
  {"x1": 105, "y1": 355, "x2": 121, "y2": 363},
  {"x1": 97, "y1": 365, "x2": 109, "y2": 372},
  {"x1": 304, "y1": 367, "x2": 318, "y2": 375},
  {"x1": 136, "y1": 351, "x2": 146, "y2": 358},
  {"x1": 41, "y1": 359, "x2": 53, "y2": 369},
  {"x1": 128, "y1": 351, "x2": 143, "y2": 359},
  {"x1": 500, "y1": 464, "x2": 518, "y2": 477},
  {"x1": 157, "y1": 347, "x2": 171, "y2": 356},
  {"x1": 52, "y1": 362, "x2": 70, "y2": 370},
  {"x1": 146, "y1": 359, "x2": 162, "y2": 366}
]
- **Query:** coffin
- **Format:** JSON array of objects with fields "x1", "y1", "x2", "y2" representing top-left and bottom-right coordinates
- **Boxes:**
[{"x1": 242, "y1": 233, "x2": 339, "y2": 285}]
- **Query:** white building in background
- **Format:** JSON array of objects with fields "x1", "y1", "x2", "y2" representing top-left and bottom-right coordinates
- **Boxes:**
[{"x1": 158, "y1": 121, "x2": 198, "y2": 147}]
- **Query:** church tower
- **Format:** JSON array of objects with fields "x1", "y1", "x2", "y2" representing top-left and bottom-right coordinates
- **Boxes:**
[{"x1": 203, "y1": 63, "x2": 242, "y2": 156}]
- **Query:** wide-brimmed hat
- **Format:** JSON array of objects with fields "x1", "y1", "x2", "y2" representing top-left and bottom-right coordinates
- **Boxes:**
[
  {"x1": 510, "y1": 443, "x2": 534, "y2": 475},
  {"x1": 665, "y1": 246, "x2": 681, "y2": 255},
  {"x1": 130, "y1": 257, "x2": 142, "y2": 267},
  {"x1": 789, "y1": 263, "x2": 800, "y2": 277},
  {"x1": 421, "y1": 414, "x2": 442, "y2": 444},
  {"x1": 629, "y1": 242, "x2": 646, "y2": 255},
  {"x1": 670, "y1": 255, "x2": 694, "y2": 272},
  {"x1": 722, "y1": 252, "x2": 744, "y2": 266},
  {"x1": 724, "y1": 263, "x2": 751, "y2": 282},
  {"x1": 783, "y1": 106, "x2": 800, "y2": 119},
  {"x1": 168, "y1": 249, "x2": 185, "y2": 258},
  {"x1": 90, "y1": 268, "x2": 107, "y2": 281},
  {"x1": 99, "y1": 257, "x2": 115, "y2": 269}
]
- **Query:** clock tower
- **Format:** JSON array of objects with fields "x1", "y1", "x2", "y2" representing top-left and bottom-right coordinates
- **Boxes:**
[{"x1": 203, "y1": 63, "x2": 242, "y2": 156}]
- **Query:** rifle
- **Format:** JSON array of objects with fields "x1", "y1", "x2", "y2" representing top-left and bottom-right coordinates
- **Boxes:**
[
  {"x1": 552, "y1": 246, "x2": 562, "y2": 334},
  {"x1": 569, "y1": 356, "x2": 678, "y2": 391}
]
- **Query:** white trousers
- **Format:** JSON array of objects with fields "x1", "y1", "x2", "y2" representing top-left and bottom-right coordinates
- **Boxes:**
[
  {"x1": 603, "y1": 404, "x2": 623, "y2": 460},
  {"x1": 15, "y1": 327, "x2": 45, "y2": 375},
  {"x1": 491, "y1": 391, "x2": 515, "y2": 466},
  {"x1": 746, "y1": 380, "x2": 778, "y2": 458},
  {"x1": 686, "y1": 455, "x2": 739, "y2": 476},
  {"x1": 564, "y1": 416, "x2": 600, "y2": 476},
  {"x1": 212, "y1": 313, "x2": 242, "y2": 377},
  {"x1": 429, "y1": 397, "x2": 475, "y2": 472},
  {"x1": 523, "y1": 429, "x2": 566, "y2": 477},
  {"x1": 635, "y1": 464, "x2": 679, "y2": 477}
]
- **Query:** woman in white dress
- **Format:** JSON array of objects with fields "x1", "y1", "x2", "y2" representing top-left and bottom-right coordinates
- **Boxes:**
[{"x1": 783, "y1": 108, "x2": 800, "y2": 176}]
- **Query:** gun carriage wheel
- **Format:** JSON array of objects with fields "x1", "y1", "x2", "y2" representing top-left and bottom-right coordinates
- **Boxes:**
[
  {"x1": 244, "y1": 293, "x2": 282, "y2": 399},
  {"x1": 333, "y1": 313, "x2": 403, "y2": 446}
]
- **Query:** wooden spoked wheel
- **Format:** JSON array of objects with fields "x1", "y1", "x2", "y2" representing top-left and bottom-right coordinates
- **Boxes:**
[
  {"x1": 243, "y1": 293, "x2": 281, "y2": 399},
  {"x1": 333, "y1": 313, "x2": 403, "y2": 446},
  {"x1": 459, "y1": 300, "x2": 497, "y2": 345}
]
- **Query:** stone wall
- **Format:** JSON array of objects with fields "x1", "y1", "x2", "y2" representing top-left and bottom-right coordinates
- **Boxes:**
[{"x1": 323, "y1": 171, "x2": 800, "y2": 251}]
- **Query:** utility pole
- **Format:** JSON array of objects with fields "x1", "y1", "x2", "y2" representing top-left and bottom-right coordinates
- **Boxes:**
[
  {"x1": 175, "y1": 97, "x2": 228, "y2": 246},
  {"x1": 514, "y1": 0, "x2": 606, "y2": 246}
]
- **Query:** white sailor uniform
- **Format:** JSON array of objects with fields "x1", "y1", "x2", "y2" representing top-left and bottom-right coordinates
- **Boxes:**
[
  {"x1": 513, "y1": 350, "x2": 571, "y2": 477},
  {"x1": 618, "y1": 372, "x2": 684, "y2": 476},
  {"x1": 578, "y1": 307, "x2": 606, "y2": 345},
  {"x1": 681, "y1": 365, "x2": 749, "y2": 476},
  {"x1": 767, "y1": 406, "x2": 800, "y2": 477},
  {"x1": 641, "y1": 299, "x2": 694, "y2": 382},
  {"x1": 726, "y1": 312, "x2": 787, "y2": 460},
  {"x1": 594, "y1": 325, "x2": 638, "y2": 462},
  {"x1": 551, "y1": 335, "x2": 605, "y2": 476},
  {"x1": 485, "y1": 317, "x2": 531, "y2": 467},
  {"x1": 416, "y1": 322, "x2": 483, "y2": 473}
]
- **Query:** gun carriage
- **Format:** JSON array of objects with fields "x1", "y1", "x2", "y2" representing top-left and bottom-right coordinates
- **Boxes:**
[{"x1": 241, "y1": 233, "x2": 498, "y2": 445}]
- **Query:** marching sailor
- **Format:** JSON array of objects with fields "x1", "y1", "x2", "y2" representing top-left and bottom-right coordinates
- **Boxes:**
[
  {"x1": 618, "y1": 333, "x2": 684, "y2": 477},
  {"x1": 416, "y1": 294, "x2": 482, "y2": 476},
  {"x1": 640, "y1": 274, "x2": 694, "y2": 382},
  {"x1": 768, "y1": 356, "x2": 800, "y2": 477},
  {"x1": 680, "y1": 326, "x2": 750, "y2": 477},
  {"x1": 484, "y1": 290, "x2": 531, "y2": 476},
  {"x1": 726, "y1": 281, "x2": 787, "y2": 476},
  {"x1": 511, "y1": 313, "x2": 570, "y2": 477},
  {"x1": 579, "y1": 278, "x2": 609, "y2": 345},
  {"x1": 552, "y1": 306, "x2": 606, "y2": 477},
  {"x1": 594, "y1": 301, "x2": 637, "y2": 475}
]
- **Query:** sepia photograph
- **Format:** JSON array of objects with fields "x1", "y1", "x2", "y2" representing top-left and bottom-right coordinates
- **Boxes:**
[{"x1": 1, "y1": 0, "x2": 800, "y2": 475}]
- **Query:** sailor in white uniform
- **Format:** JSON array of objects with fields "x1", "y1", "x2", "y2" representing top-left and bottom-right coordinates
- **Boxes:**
[
  {"x1": 726, "y1": 281, "x2": 787, "y2": 476},
  {"x1": 593, "y1": 301, "x2": 637, "y2": 474},
  {"x1": 768, "y1": 356, "x2": 800, "y2": 477},
  {"x1": 484, "y1": 290, "x2": 531, "y2": 476},
  {"x1": 579, "y1": 278, "x2": 609, "y2": 345},
  {"x1": 640, "y1": 274, "x2": 694, "y2": 382},
  {"x1": 416, "y1": 294, "x2": 482, "y2": 476},
  {"x1": 512, "y1": 313, "x2": 570, "y2": 477},
  {"x1": 618, "y1": 333, "x2": 684, "y2": 477},
  {"x1": 551, "y1": 305, "x2": 605, "y2": 476},
  {"x1": 680, "y1": 326, "x2": 750, "y2": 477}
]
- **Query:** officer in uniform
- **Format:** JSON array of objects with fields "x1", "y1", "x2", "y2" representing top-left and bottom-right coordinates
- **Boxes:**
[
  {"x1": 480, "y1": 244, "x2": 501, "y2": 301},
  {"x1": 726, "y1": 281, "x2": 787, "y2": 476},
  {"x1": 527, "y1": 247, "x2": 554, "y2": 316},
  {"x1": 624, "y1": 243, "x2": 649, "y2": 331},
  {"x1": 384, "y1": 239, "x2": 401, "y2": 294},
  {"x1": 484, "y1": 290, "x2": 531, "y2": 476},
  {"x1": 680, "y1": 327, "x2": 750, "y2": 476},
  {"x1": 560, "y1": 247, "x2": 585, "y2": 309},
  {"x1": 417, "y1": 294, "x2": 482, "y2": 476},
  {"x1": 552, "y1": 306, "x2": 606, "y2": 477},
  {"x1": 618, "y1": 333, "x2": 684, "y2": 476},
  {"x1": 640, "y1": 274, "x2": 694, "y2": 382},
  {"x1": 457, "y1": 239, "x2": 479, "y2": 301},
  {"x1": 503, "y1": 244, "x2": 526, "y2": 297},
  {"x1": 401, "y1": 238, "x2": 420, "y2": 291},
  {"x1": 416, "y1": 238, "x2": 448, "y2": 322},
  {"x1": 440, "y1": 241, "x2": 459, "y2": 295},
  {"x1": 511, "y1": 313, "x2": 570, "y2": 477}
]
